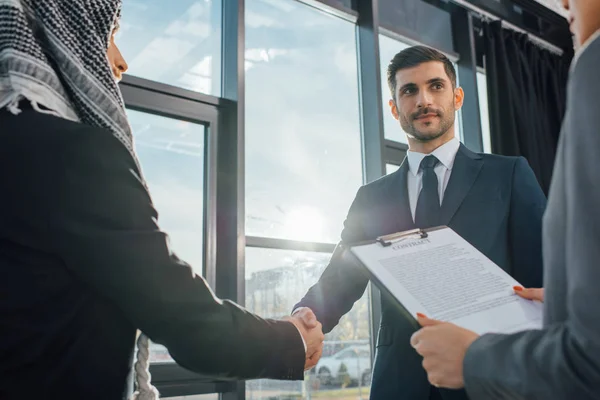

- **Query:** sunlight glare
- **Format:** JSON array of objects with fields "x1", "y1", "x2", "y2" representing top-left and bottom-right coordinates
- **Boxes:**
[{"x1": 284, "y1": 206, "x2": 324, "y2": 242}]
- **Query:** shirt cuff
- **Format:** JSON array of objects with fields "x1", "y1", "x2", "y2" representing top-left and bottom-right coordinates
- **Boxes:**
[
  {"x1": 293, "y1": 324, "x2": 307, "y2": 353},
  {"x1": 290, "y1": 309, "x2": 307, "y2": 353}
]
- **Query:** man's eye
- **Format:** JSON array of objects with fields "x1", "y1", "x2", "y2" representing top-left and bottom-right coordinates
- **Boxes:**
[
  {"x1": 403, "y1": 88, "x2": 415, "y2": 95},
  {"x1": 433, "y1": 83, "x2": 443, "y2": 90}
]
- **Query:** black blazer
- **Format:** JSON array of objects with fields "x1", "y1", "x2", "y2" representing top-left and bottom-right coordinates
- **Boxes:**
[
  {"x1": 0, "y1": 109, "x2": 304, "y2": 400},
  {"x1": 294, "y1": 144, "x2": 546, "y2": 400}
]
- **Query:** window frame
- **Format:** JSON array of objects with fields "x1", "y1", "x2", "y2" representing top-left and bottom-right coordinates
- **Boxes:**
[{"x1": 120, "y1": 75, "x2": 219, "y2": 289}]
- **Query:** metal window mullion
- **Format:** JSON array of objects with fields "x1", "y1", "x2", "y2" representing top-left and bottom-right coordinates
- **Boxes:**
[
  {"x1": 355, "y1": 0, "x2": 385, "y2": 366},
  {"x1": 219, "y1": 0, "x2": 246, "y2": 399}
]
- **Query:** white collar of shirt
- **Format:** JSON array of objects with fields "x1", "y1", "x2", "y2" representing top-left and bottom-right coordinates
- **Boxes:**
[
  {"x1": 571, "y1": 29, "x2": 600, "y2": 74},
  {"x1": 406, "y1": 137, "x2": 461, "y2": 177}
]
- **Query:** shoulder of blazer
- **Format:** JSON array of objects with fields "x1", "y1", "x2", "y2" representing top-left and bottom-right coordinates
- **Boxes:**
[
  {"x1": 460, "y1": 144, "x2": 524, "y2": 170},
  {"x1": 458, "y1": 143, "x2": 483, "y2": 161},
  {"x1": 479, "y1": 153, "x2": 523, "y2": 170}
]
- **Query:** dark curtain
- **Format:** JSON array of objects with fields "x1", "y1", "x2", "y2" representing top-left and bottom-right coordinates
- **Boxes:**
[{"x1": 483, "y1": 21, "x2": 572, "y2": 195}]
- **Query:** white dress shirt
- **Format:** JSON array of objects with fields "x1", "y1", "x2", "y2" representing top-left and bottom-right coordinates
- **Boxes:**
[{"x1": 406, "y1": 137, "x2": 461, "y2": 221}]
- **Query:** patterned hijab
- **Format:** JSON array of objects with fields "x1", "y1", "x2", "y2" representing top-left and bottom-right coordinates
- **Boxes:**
[
  {"x1": 0, "y1": 0, "x2": 134, "y2": 156},
  {"x1": 0, "y1": 0, "x2": 156, "y2": 398}
]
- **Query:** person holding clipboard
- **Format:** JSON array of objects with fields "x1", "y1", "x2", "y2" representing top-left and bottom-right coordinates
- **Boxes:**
[{"x1": 411, "y1": 1, "x2": 600, "y2": 399}]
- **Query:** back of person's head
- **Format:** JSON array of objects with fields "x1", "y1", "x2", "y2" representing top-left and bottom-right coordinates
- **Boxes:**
[{"x1": 386, "y1": 46, "x2": 457, "y2": 101}]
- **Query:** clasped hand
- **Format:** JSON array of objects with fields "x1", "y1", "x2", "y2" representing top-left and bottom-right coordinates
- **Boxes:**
[{"x1": 285, "y1": 307, "x2": 325, "y2": 371}]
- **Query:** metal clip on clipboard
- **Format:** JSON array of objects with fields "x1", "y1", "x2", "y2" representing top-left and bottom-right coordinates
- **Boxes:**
[{"x1": 376, "y1": 228, "x2": 428, "y2": 247}]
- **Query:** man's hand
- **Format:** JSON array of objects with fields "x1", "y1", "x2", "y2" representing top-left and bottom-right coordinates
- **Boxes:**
[
  {"x1": 514, "y1": 286, "x2": 544, "y2": 302},
  {"x1": 410, "y1": 313, "x2": 479, "y2": 389},
  {"x1": 285, "y1": 307, "x2": 325, "y2": 371}
]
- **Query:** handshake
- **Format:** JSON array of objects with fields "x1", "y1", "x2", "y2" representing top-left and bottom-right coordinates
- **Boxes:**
[{"x1": 284, "y1": 307, "x2": 325, "y2": 371}]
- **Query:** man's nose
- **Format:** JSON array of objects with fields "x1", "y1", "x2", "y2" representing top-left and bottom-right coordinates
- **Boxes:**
[{"x1": 416, "y1": 90, "x2": 433, "y2": 108}]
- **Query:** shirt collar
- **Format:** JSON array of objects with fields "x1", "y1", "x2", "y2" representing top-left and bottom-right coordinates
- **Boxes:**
[{"x1": 407, "y1": 137, "x2": 461, "y2": 177}]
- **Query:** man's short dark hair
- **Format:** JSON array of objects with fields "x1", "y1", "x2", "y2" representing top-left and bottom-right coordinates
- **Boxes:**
[{"x1": 387, "y1": 45, "x2": 457, "y2": 100}]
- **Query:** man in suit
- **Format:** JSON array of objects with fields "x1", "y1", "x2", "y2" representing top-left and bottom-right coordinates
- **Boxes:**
[
  {"x1": 292, "y1": 46, "x2": 546, "y2": 400},
  {"x1": 411, "y1": 1, "x2": 600, "y2": 399}
]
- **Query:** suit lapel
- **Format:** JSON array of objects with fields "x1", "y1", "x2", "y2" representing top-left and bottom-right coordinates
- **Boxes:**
[
  {"x1": 391, "y1": 159, "x2": 415, "y2": 232},
  {"x1": 440, "y1": 144, "x2": 484, "y2": 225}
]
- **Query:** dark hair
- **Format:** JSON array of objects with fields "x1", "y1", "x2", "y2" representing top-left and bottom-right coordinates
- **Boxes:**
[{"x1": 387, "y1": 45, "x2": 457, "y2": 100}]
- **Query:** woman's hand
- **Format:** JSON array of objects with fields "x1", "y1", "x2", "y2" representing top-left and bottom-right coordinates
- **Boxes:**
[{"x1": 513, "y1": 286, "x2": 544, "y2": 302}]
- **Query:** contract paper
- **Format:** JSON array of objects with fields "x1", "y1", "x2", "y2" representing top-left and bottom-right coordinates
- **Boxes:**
[{"x1": 349, "y1": 227, "x2": 543, "y2": 335}]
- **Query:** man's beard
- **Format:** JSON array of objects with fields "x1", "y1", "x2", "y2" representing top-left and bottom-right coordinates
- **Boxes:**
[{"x1": 401, "y1": 106, "x2": 455, "y2": 142}]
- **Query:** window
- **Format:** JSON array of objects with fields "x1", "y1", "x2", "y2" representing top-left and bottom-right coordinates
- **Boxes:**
[
  {"x1": 358, "y1": 350, "x2": 371, "y2": 358},
  {"x1": 245, "y1": 0, "x2": 371, "y2": 397},
  {"x1": 379, "y1": 35, "x2": 410, "y2": 144},
  {"x1": 477, "y1": 72, "x2": 492, "y2": 153},
  {"x1": 386, "y1": 163, "x2": 400, "y2": 174},
  {"x1": 245, "y1": 0, "x2": 363, "y2": 244},
  {"x1": 337, "y1": 351, "x2": 358, "y2": 360},
  {"x1": 127, "y1": 109, "x2": 207, "y2": 363},
  {"x1": 118, "y1": 0, "x2": 222, "y2": 96},
  {"x1": 379, "y1": 35, "x2": 463, "y2": 145},
  {"x1": 245, "y1": 248, "x2": 372, "y2": 398}
]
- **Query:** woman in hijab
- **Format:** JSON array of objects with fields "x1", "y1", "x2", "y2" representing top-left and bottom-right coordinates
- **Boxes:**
[{"x1": 0, "y1": 1, "x2": 324, "y2": 399}]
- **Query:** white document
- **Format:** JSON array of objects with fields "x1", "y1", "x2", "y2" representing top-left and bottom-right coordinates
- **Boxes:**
[{"x1": 349, "y1": 227, "x2": 543, "y2": 335}]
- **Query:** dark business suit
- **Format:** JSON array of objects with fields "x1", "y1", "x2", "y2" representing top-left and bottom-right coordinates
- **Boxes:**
[
  {"x1": 294, "y1": 143, "x2": 546, "y2": 399},
  {"x1": 0, "y1": 109, "x2": 304, "y2": 400},
  {"x1": 463, "y1": 33, "x2": 600, "y2": 400}
]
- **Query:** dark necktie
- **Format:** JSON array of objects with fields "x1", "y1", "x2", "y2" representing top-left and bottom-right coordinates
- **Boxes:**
[{"x1": 415, "y1": 155, "x2": 441, "y2": 228}]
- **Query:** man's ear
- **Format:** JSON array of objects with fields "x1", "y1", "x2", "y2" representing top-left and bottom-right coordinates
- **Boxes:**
[
  {"x1": 454, "y1": 87, "x2": 465, "y2": 111},
  {"x1": 389, "y1": 99, "x2": 399, "y2": 120}
]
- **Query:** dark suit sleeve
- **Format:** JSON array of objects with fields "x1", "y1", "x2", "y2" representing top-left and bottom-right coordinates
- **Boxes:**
[
  {"x1": 463, "y1": 43, "x2": 600, "y2": 399},
  {"x1": 507, "y1": 157, "x2": 546, "y2": 287},
  {"x1": 293, "y1": 187, "x2": 371, "y2": 333},
  {"x1": 25, "y1": 129, "x2": 305, "y2": 380}
]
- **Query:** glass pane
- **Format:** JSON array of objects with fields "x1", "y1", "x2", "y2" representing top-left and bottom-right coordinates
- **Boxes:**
[
  {"x1": 477, "y1": 72, "x2": 492, "y2": 154},
  {"x1": 118, "y1": 0, "x2": 221, "y2": 96},
  {"x1": 245, "y1": 0, "x2": 363, "y2": 244},
  {"x1": 386, "y1": 163, "x2": 400, "y2": 175},
  {"x1": 455, "y1": 70, "x2": 464, "y2": 145},
  {"x1": 127, "y1": 109, "x2": 206, "y2": 363},
  {"x1": 379, "y1": 35, "x2": 410, "y2": 144},
  {"x1": 245, "y1": 247, "x2": 372, "y2": 399},
  {"x1": 379, "y1": 35, "x2": 463, "y2": 145}
]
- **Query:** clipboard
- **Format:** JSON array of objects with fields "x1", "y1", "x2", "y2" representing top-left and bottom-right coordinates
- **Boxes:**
[
  {"x1": 339, "y1": 226, "x2": 448, "y2": 326},
  {"x1": 338, "y1": 225, "x2": 543, "y2": 334},
  {"x1": 375, "y1": 226, "x2": 446, "y2": 247}
]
